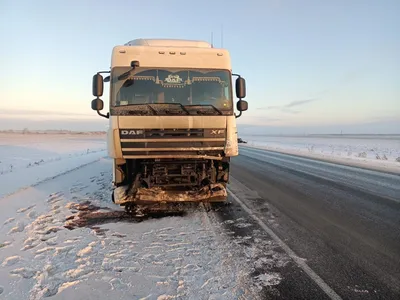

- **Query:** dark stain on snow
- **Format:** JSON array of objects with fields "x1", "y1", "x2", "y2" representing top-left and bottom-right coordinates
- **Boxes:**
[{"x1": 64, "y1": 201, "x2": 187, "y2": 231}]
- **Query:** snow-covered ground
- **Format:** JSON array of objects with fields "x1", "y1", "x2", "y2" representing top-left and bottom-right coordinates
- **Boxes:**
[
  {"x1": 240, "y1": 134, "x2": 400, "y2": 174},
  {"x1": 0, "y1": 133, "x2": 107, "y2": 198},
  {"x1": 0, "y1": 134, "x2": 285, "y2": 299}
]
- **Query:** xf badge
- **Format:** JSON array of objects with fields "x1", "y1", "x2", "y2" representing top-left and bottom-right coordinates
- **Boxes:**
[{"x1": 210, "y1": 130, "x2": 223, "y2": 135}]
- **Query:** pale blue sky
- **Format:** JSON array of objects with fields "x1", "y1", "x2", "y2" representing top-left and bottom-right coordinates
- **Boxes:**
[{"x1": 1, "y1": 0, "x2": 399, "y2": 133}]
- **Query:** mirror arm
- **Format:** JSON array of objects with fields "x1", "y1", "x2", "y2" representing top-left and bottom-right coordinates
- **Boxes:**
[
  {"x1": 235, "y1": 111, "x2": 242, "y2": 118},
  {"x1": 235, "y1": 98, "x2": 243, "y2": 118},
  {"x1": 97, "y1": 70, "x2": 111, "y2": 83},
  {"x1": 97, "y1": 110, "x2": 109, "y2": 119},
  {"x1": 93, "y1": 94, "x2": 109, "y2": 119}
]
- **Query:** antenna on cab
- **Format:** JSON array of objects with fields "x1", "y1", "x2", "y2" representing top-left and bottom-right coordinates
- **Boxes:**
[{"x1": 221, "y1": 24, "x2": 224, "y2": 48}]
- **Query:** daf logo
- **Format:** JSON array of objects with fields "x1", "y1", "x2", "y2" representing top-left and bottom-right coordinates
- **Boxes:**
[
  {"x1": 121, "y1": 130, "x2": 144, "y2": 135},
  {"x1": 211, "y1": 130, "x2": 223, "y2": 135}
]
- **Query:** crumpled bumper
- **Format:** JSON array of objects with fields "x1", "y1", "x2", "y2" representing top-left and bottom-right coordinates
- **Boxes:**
[{"x1": 113, "y1": 183, "x2": 227, "y2": 205}]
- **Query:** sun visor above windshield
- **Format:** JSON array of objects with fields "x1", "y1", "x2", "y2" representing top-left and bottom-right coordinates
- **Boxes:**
[{"x1": 111, "y1": 46, "x2": 231, "y2": 70}]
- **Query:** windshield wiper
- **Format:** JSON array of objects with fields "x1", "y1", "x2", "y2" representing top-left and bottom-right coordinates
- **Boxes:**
[
  {"x1": 184, "y1": 105, "x2": 223, "y2": 115},
  {"x1": 160, "y1": 103, "x2": 190, "y2": 115},
  {"x1": 114, "y1": 103, "x2": 224, "y2": 116},
  {"x1": 146, "y1": 104, "x2": 158, "y2": 115},
  {"x1": 115, "y1": 104, "x2": 158, "y2": 115},
  {"x1": 207, "y1": 105, "x2": 223, "y2": 115}
]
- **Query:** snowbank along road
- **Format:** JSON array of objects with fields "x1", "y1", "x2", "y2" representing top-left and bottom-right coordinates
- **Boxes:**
[
  {"x1": 1, "y1": 134, "x2": 399, "y2": 299},
  {"x1": 240, "y1": 134, "x2": 400, "y2": 174}
]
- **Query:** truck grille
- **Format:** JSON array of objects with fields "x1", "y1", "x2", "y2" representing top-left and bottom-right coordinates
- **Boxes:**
[
  {"x1": 121, "y1": 141, "x2": 224, "y2": 148},
  {"x1": 119, "y1": 128, "x2": 226, "y2": 158},
  {"x1": 119, "y1": 128, "x2": 225, "y2": 139}
]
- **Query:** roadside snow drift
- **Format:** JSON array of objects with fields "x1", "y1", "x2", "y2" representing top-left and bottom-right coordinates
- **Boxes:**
[{"x1": 241, "y1": 134, "x2": 400, "y2": 173}]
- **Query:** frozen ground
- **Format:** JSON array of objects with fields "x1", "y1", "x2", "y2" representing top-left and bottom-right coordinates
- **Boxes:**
[
  {"x1": 0, "y1": 134, "x2": 286, "y2": 299},
  {"x1": 0, "y1": 133, "x2": 106, "y2": 175},
  {"x1": 240, "y1": 134, "x2": 400, "y2": 174},
  {"x1": 0, "y1": 133, "x2": 107, "y2": 198}
]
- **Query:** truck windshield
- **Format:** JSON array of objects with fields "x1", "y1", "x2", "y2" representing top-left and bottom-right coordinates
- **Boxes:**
[{"x1": 110, "y1": 67, "x2": 233, "y2": 114}]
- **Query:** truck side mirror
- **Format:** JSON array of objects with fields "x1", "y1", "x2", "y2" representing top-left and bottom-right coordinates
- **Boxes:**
[
  {"x1": 237, "y1": 100, "x2": 248, "y2": 112},
  {"x1": 91, "y1": 99, "x2": 104, "y2": 111},
  {"x1": 92, "y1": 73, "x2": 104, "y2": 97},
  {"x1": 235, "y1": 77, "x2": 246, "y2": 99}
]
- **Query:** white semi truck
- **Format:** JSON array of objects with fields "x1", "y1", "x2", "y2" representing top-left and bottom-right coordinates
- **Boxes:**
[{"x1": 91, "y1": 38, "x2": 248, "y2": 214}]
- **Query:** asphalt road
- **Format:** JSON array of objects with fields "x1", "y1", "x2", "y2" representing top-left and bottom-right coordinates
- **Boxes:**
[{"x1": 227, "y1": 146, "x2": 400, "y2": 300}]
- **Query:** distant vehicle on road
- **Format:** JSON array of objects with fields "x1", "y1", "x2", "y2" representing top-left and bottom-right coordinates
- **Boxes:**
[{"x1": 238, "y1": 138, "x2": 247, "y2": 144}]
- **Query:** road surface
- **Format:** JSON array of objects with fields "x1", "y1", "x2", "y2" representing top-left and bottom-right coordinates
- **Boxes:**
[{"x1": 225, "y1": 146, "x2": 400, "y2": 299}]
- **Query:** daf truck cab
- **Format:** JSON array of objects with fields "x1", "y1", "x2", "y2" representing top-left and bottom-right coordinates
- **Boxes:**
[{"x1": 91, "y1": 38, "x2": 248, "y2": 214}]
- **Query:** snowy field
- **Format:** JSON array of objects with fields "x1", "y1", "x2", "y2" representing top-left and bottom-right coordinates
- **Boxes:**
[
  {"x1": 0, "y1": 133, "x2": 286, "y2": 299},
  {"x1": 240, "y1": 134, "x2": 400, "y2": 174},
  {"x1": 0, "y1": 133, "x2": 107, "y2": 198},
  {"x1": 0, "y1": 133, "x2": 106, "y2": 175}
]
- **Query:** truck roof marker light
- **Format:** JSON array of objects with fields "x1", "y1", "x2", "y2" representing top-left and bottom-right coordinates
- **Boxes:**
[
  {"x1": 217, "y1": 53, "x2": 223, "y2": 56},
  {"x1": 159, "y1": 51, "x2": 165, "y2": 54},
  {"x1": 180, "y1": 52, "x2": 186, "y2": 55},
  {"x1": 169, "y1": 51, "x2": 176, "y2": 55},
  {"x1": 119, "y1": 50, "x2": 126, "y2": 53}
]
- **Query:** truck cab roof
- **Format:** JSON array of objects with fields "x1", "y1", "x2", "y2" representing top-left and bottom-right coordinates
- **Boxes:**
[
  {"x1": 124, "y1": 39, "x2": 213, "y2": 49},
  {"x1": 112, "y1": 38, "x2": 231, "y2": 69}
]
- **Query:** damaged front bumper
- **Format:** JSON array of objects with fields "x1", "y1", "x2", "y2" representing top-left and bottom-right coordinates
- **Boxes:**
[{"x1": 113, "y1": 183, "x2": 227, "y2": 205}]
